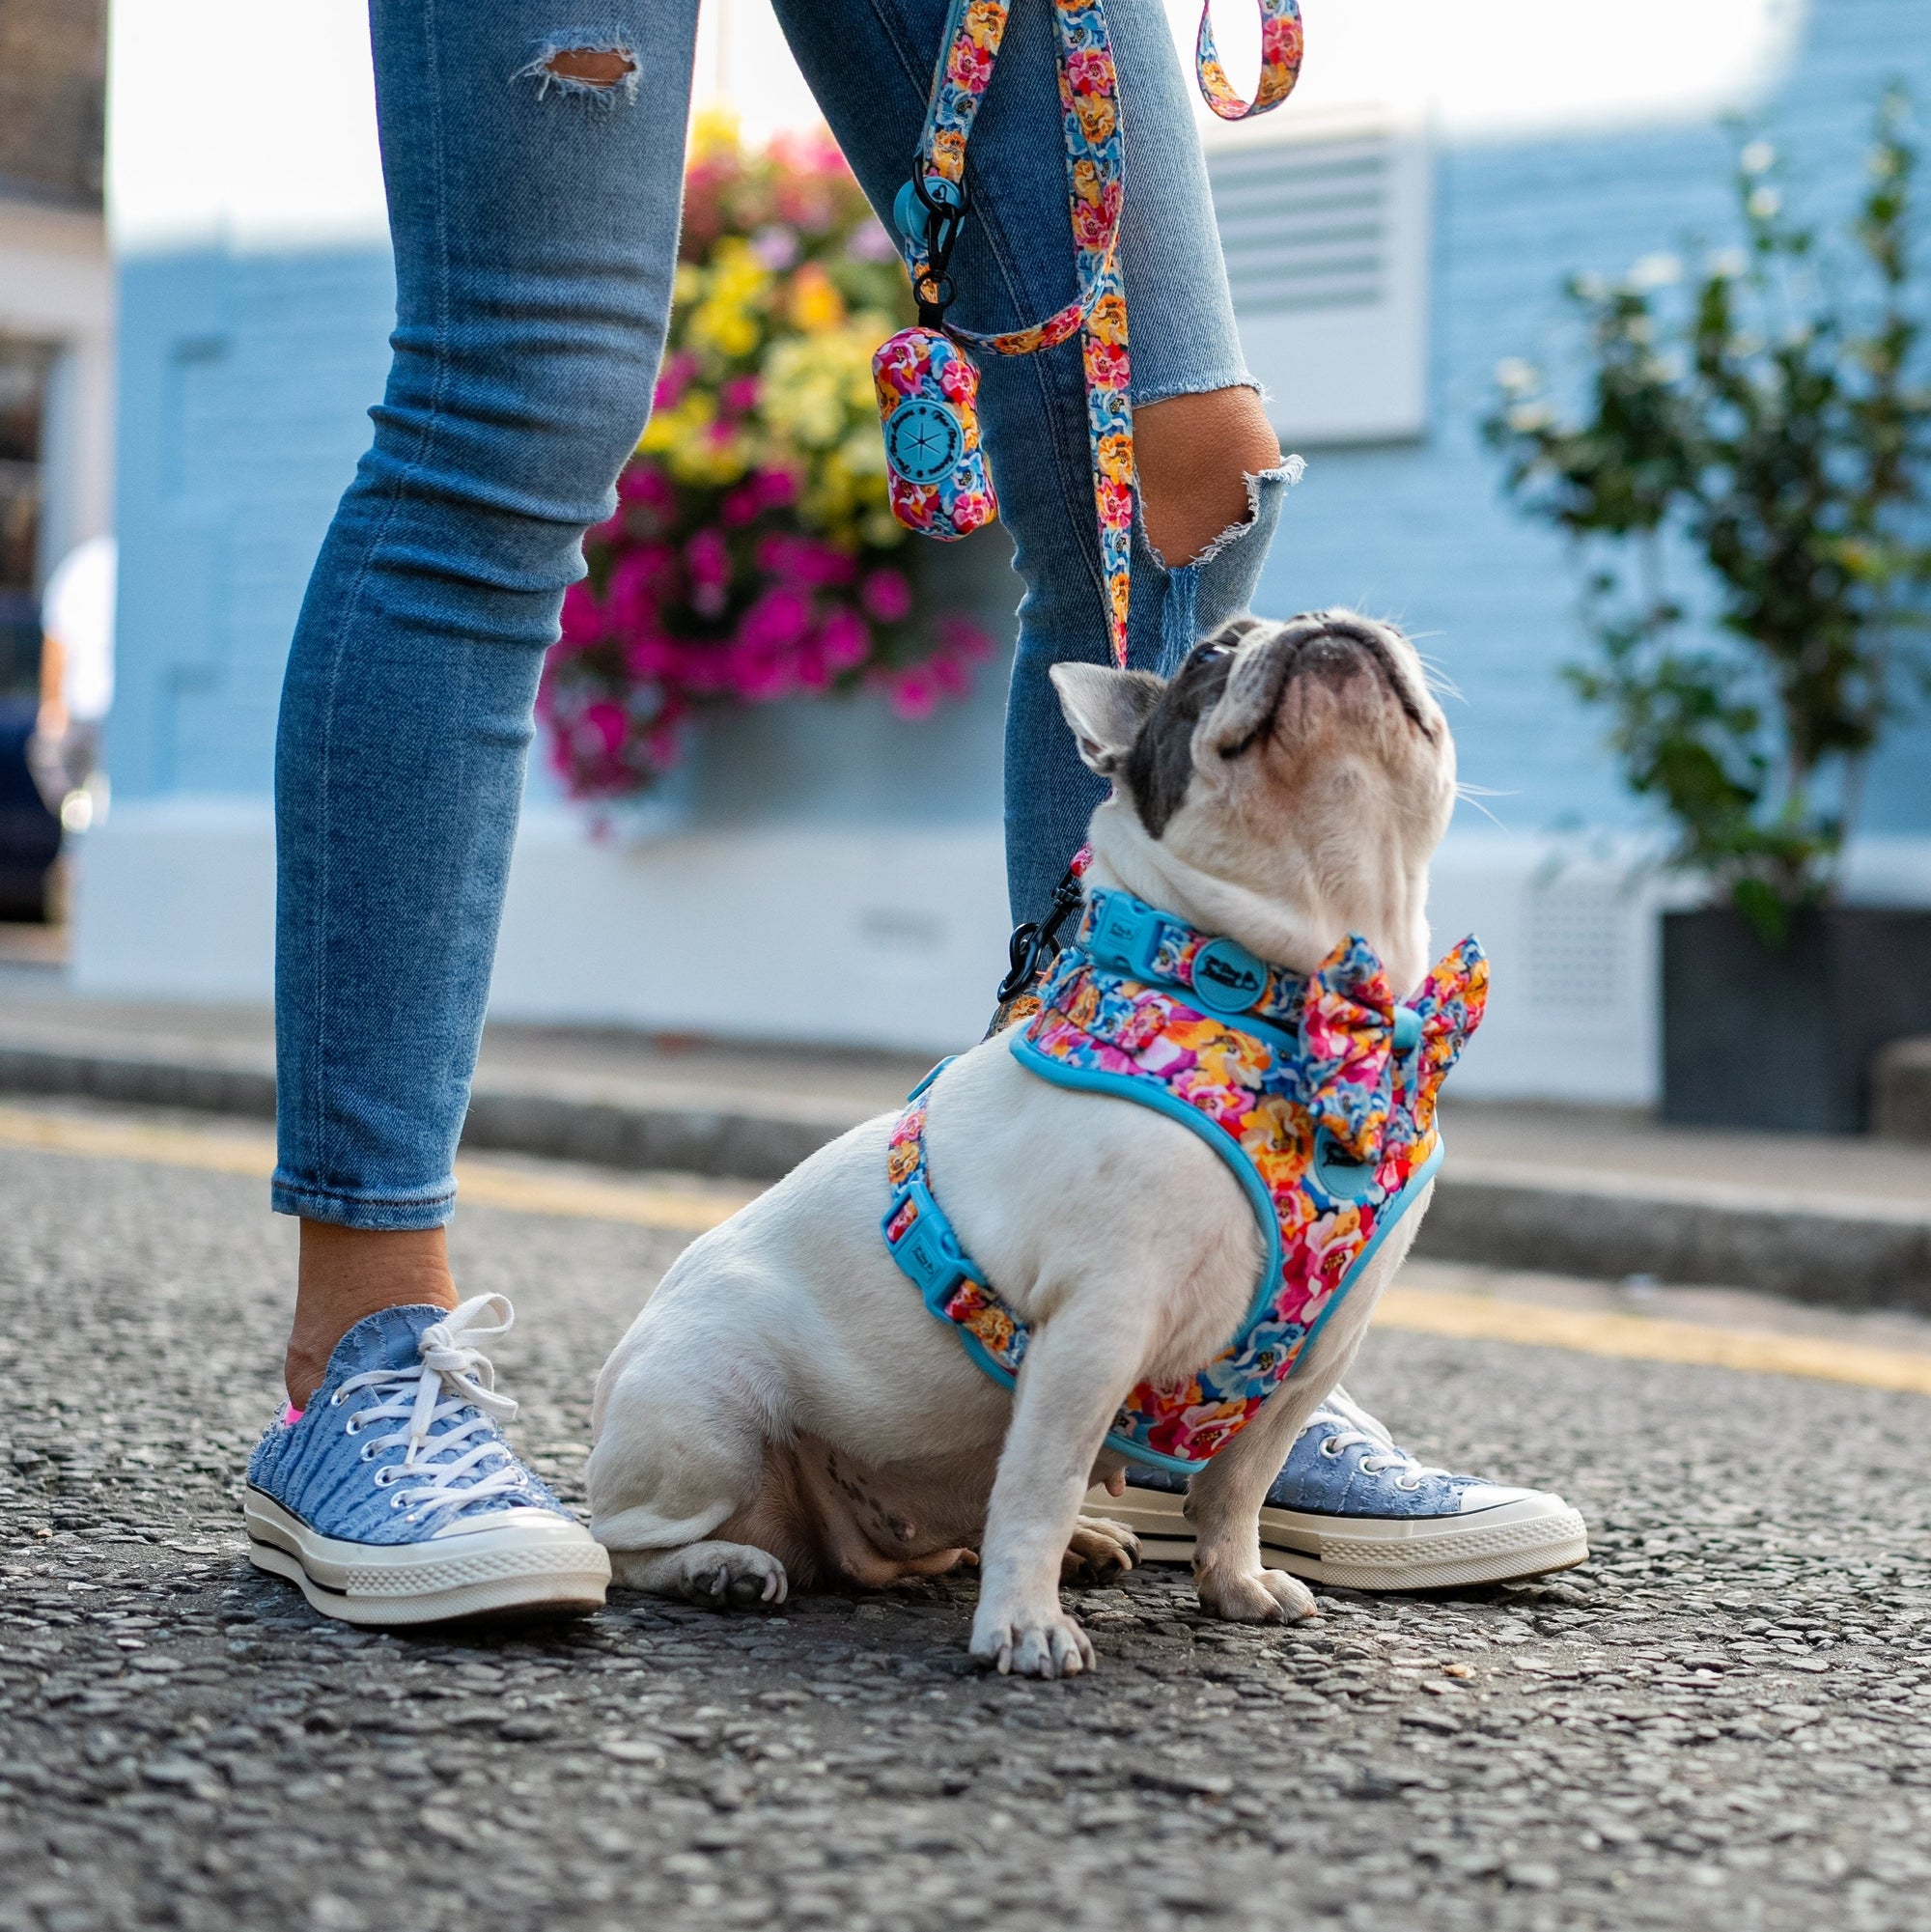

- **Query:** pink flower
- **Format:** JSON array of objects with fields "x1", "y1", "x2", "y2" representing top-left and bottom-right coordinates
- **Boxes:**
[
  {"x1": 888, "y1": 669, "x2": 938, "y2": 721},
  {"x1": 947, "y1": 489, "x2": 995, "y2": 532},
  {"x1": 582, "y1": 701, "x2": 627, "y2": 756},
  {"x1": 686, "y1": 528, "x2": 731, "y2": 587},
  {"x1": 652, "y1": 352, "x2": 700, "y2": 412},
  {"x1": 624, "y1": 635, "x2": 675, "y2": 679},
  {"x1": 937, "y1": 354, "x2": 977, "y2": 404},
  {"x1": 618, "y1": 462, "x2": 675, "y2": 512},
  {"x1": 559, "y1": 580, "x2": 607, "y2": 646},
  {"x1": 720, "y1": 374, "x2": 761, "y2": 415},
  {"x1": 755, "y1": 533, "x2": 854, "y2": 589},
  {"x1": 725, "y1": 638, "x2": 797, "y2": 702},
  {"x1": 749, "y1": 225, "x2": 799, "y2": 270},
  {"x1": 737, "y1": 585, "x2": 811, "y2": 653},
  {"x1": 605, "y1": 545, "x2": 676, "y2": 630},
  {"x1": 1065, "y1": 47, "x2": 1114, "y2": 94},
  {"x1": 819, "y1": 606, "x2": 871, "y2": 671},
  {"x1": 860, "y1": 569, "x2": 912, "y2": 623},
  {"x1": 938, "y1": 613, "x2": 995, "y2": 661},
  {"x1": 757, "y1": 467, "x2": 798, "y2": 509}
]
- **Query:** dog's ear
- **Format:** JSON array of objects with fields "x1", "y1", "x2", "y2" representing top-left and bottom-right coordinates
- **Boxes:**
[{"x1": 1050, "y1": 663, "x2": 1163, "y2": 775}]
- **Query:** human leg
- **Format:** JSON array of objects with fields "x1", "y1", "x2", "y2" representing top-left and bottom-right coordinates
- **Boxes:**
[
  {"x1": 771, "y1": 0, "x2": 1296, "y2": 926},
  {"x1": 274, "y1": 0, "x2": 698, "y2": 1405}
]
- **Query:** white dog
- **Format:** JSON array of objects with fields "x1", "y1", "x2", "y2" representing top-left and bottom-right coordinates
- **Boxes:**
[{"x1": 589, "y1": 612, "x2": 1463, "y2": 1678}]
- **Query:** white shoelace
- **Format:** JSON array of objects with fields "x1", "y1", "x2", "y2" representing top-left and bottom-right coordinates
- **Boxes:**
[
  {"x1": 1313, "y1": 1388, "x2": 1452, "y2": 1493},
  {"x1": 327, "y1": 1293, "x2": 531, "y2": 1527}
]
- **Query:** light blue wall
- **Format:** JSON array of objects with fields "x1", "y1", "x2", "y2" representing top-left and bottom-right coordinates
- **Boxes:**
[
  {"x1": 1255, "y1": 0, "x2": 1931, "y2": 838},
  {"x1": 113, "y1": 247, "x2": 395, "y2": 800},
  {"x1": 111, "y1": 0, "x2": 1931, "y2": 836}
]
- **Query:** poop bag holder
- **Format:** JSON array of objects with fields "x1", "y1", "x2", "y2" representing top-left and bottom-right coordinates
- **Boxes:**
[{"x1": 876, "y1": 327, "x2": 994, "y2": 540}]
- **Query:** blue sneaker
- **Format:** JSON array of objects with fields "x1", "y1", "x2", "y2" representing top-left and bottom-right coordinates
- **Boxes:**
[
  {"x1": 244, "y1": 1295, "x2": 609, "y2": 1626},
  {"x1": 1088, "y1": 1388, "x2": 1588, "y2": 1591}
]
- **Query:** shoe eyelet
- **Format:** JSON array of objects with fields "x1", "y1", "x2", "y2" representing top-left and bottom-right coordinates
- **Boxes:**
[
  {"x1": 359, "y1": 1446, "x2": 375, "y2": 1464},
  {"x1": 1320, "y1": 1438, "x2": 1343, "y2": 1459},
  {"x1": 344, "y1": 1417, "x2": 359, "y2": 1436},
  {"x1": 1395, "y1": 1475, "x2": 1421, "y2": 1492},
  {"x1": 328, "y1": 1391, "x2": 345, "y2": 1408},
  {"x1": 391, "y1": 1496, "x2": 406, "y2": 1510}
]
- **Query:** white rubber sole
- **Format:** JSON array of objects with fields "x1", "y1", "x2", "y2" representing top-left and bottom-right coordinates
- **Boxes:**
[
  {"x1": 244, "y1": 1489, "x2": 610, "y2": 1627},
  {"x1": 1084, "y1": 1485, "x2": 1589, "y2": 1592}
]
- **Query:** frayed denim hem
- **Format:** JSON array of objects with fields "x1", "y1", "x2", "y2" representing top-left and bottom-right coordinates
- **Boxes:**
[
  {"x1": 1151, "y1": 461, "x2": 1300, "y2": 676},
  {"x1": 271, "y1": 1172, "x2": 458, "y2": 1231}
]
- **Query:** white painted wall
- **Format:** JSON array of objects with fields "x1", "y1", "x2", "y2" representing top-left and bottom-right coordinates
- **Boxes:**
[
  {"x1": 87, "y1": 800, "x2": 1925, "y2": 1105},
  {"x1": 0, "y1": 199, "x2": 114, "y2": 575}
]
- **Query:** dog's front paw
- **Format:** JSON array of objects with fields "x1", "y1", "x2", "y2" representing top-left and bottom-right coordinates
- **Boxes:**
[
  {"x1": 1062, "y1": 1517, "x2": 1141, "y2": 1582},
  {"x1": 970, "y1": 1602, "x2": 1096, "y2": 1678},
  {"x1": 1195, "y1": 1562, "x2": 1316, "y2": 1624}
]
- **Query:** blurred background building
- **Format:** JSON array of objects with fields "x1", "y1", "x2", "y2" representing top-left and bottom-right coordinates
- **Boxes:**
[
  {"x1": 0, "y1": 0, "x2": 113, "y2": 920},
  {"x1": 79, "y1": 0, "x2": 1931, "y2": 1100}
]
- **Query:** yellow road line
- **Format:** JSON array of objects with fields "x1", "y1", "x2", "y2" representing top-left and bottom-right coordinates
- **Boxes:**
[
  {"x1": 1377, "y1": 1284, "x2": 1931, "y2": 1399},
  {"x1": 0, "y1": 1104, "x2": 753, "y2": 1232},
  {"x1": 6, "y1": 1101, "x2": 1930, "y2": 1396}
]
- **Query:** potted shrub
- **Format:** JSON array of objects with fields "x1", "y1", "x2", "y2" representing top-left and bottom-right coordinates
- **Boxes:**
[{"x1": 1485, "y1": 93, "x2": 1931, "y2": 1132}]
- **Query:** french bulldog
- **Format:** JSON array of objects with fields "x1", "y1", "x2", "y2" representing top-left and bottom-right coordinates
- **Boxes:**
[{"x1": 588, "y1": 610, "x2": 1459, "y2": 1677}]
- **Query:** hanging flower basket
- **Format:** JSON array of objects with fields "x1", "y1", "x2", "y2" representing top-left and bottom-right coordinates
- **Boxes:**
[{"x1": 538, "y1": 113, "x2": 995, "y2": 803}]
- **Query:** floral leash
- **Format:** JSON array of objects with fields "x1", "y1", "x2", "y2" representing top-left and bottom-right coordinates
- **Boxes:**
[{"x1": 873, "y1": 0, "x2": 1305, "y2": 669}]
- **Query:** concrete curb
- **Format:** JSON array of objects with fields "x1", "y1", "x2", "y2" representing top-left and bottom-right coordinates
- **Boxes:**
[
  {"x1": 3, "y1": 1043, "x2": 1927, "y2": 1314},
  {"x1": 1416, "y1": 1169, "x2": 1931, "y2": 1317}
]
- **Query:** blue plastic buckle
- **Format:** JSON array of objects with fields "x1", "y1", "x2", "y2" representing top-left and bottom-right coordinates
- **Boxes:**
[
  {"x1": 1086, "y1": 891, "x2": 1166, "y2": 981},
  {"x1": 882, "y1": 1179, "x2": 982, "y2": 1316}
]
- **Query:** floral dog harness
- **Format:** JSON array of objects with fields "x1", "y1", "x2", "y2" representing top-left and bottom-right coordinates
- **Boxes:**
[{"x1": 882, "y1": 888, "x2": 1488, "y2": 1472}]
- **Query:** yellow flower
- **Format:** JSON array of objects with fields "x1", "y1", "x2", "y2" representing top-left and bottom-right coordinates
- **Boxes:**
[{"x1": 788, "y1": 262, "x2": 847, "y2": 333}]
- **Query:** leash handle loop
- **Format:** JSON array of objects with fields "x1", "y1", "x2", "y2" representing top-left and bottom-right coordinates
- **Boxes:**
[{"x1": 894, "y1": 0, "x2": 1305, "y2": 669}]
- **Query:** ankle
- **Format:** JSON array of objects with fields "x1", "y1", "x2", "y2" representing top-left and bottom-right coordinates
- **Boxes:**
[{"x1": 286, "y1": 1221, "x2": 458, "y2": 1409}]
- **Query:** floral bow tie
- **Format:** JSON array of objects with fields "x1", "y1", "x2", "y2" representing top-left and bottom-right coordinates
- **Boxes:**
[{"x1": 1299, "y1": 934, "x2": 1490, "y2": 1162}]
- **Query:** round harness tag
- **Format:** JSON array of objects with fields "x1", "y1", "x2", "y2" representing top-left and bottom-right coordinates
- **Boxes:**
[{"x1": 1189, "y1": 937, "x2": 1270, "y2": 1014}]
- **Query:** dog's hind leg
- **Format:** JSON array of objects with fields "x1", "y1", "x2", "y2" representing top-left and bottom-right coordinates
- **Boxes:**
[
  {"x1": 587, "y1": 1329, "x2": 796, "y2": 1610},
  {"x1": 607, "y1": 1539, "x2": 790, "y2": 1608}
]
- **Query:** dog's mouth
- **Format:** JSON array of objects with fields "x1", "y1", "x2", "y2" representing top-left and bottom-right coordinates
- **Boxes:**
[{"x1": 1218, "y1": 614, "x2": 1433, "y2": 759}]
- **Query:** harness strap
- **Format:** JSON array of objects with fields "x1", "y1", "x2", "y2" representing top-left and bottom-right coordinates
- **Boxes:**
[{"x1": 882, "y1": 910, "x2": 1489, "y2": 1472}]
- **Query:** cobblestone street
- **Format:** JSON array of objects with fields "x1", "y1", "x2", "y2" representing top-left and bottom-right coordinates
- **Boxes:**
[{"x1": 4, "y1": 1127, "x2": 1931, "y2": 1932}]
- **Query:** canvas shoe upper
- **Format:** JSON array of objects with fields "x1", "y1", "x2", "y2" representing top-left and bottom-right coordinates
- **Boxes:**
[
  {"x1": 244, "y1": 1295, "x2": 609, "y2": 1624},
  {"x1": 1092, "y1": 1386, "x2": 1589, "y2": 1592}
]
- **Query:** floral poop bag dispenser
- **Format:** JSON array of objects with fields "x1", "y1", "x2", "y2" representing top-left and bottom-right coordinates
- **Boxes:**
[{"x1": 873, "y1": 0, "x2": 1307, "y2": 668}]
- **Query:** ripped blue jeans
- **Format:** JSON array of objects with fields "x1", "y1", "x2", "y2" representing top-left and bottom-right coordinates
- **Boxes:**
[{"x1": 272, "y1": 0, "x2": 1289, "y2": 1229}]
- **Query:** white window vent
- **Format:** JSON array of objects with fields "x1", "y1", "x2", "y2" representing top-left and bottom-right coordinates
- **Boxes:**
[{"x1": 1204, "y1": 108, "x2": 1433, "y2": 446}]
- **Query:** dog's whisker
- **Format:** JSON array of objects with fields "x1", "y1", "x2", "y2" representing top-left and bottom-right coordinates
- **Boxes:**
[{"x1": 1453, "y1": 792, "x2": 1511, "y2": 830}]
